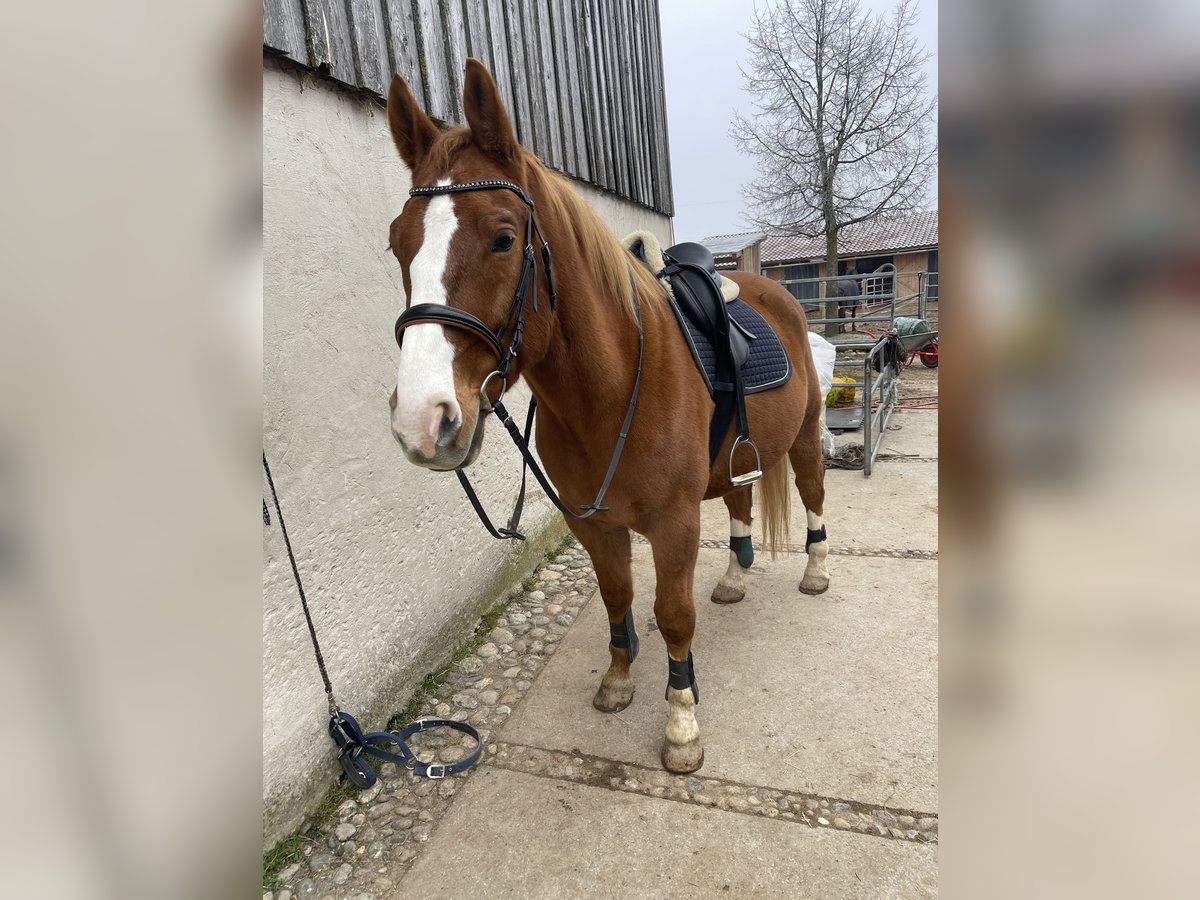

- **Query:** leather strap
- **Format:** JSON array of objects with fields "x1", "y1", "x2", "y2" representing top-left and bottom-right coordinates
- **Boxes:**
[
  {"x1": 454, "y1": 398, "x2": 536, "y2": 541},
  {"x1": 456, "y1": 468, "x2": 524, "y2": 541},
  {"x1": 410, "y1": 178, "x2": 534, "y2": 208},
  {"x1": 458, "y1": 270, "x2": 644, "y2": 534},
  {"x1": 395, "y1": 304, "x2": 504, "y2": 359}
]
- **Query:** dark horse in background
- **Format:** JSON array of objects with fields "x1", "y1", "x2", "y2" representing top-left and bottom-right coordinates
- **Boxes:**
[{"x1": 385, "y1": 60, "x2": 830, "y2": 772}]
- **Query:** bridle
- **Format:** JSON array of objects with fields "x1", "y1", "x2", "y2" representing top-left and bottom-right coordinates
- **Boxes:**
[
  {"x1": 395, "y1": 179, "x2": 557, "y2": 393},
  {"x1": 393, "y1": 179, "x2": 644, "y2": 540}
]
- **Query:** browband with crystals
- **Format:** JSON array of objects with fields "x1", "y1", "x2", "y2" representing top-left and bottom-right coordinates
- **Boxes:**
[{"x1": 409, "y1": 179, "x2": 534, "y2": 207}]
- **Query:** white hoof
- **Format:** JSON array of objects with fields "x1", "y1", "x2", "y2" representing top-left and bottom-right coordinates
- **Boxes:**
[{"x1": 710, "y1": 581, "x2": 746, "y2": 604}]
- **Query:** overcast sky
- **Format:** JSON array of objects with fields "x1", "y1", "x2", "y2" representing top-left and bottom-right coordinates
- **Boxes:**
[{"x1": 658, "y1": 0, "x2": 938, "y2": 243}]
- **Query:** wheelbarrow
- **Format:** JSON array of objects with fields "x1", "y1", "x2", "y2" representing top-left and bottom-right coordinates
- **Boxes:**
[{"x1": 863, "y1": 317, "x2": 938, "y2": 368}]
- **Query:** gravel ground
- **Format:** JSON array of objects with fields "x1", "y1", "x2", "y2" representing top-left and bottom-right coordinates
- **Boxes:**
[{"x1": 895, "y1": 362, "x2": 939, "y2": 400}]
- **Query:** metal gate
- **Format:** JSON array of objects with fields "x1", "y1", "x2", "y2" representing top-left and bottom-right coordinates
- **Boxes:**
[{"x1": 771, "y1": 266, "x2": 907, "y2": 476}]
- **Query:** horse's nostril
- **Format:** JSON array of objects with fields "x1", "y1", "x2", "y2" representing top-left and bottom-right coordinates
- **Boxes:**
[{"x1": 435, "y1": 402, "x2": 461, "y2": 448}]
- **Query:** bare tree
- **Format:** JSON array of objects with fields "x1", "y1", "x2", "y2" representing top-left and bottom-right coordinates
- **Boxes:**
[{"x1": 733, "y1": 0, "x2": 935, "y2": 333}]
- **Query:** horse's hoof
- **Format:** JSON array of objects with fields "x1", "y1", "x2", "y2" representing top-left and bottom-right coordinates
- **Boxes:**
[
  {"x1": 661, "y1": 738, "x2": 704, "y2": 773},
  {"x1": 798, "y1": 575, "x2": 830, "y2": 595},
  {"x1": 593, "y1": 682, "x2": 635, "y2": 713},
  {"x1": 710, "y1": 582, "x2": 746, "y2": 604}
]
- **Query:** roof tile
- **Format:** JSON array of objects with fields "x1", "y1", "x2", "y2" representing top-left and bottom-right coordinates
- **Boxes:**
[{"x1": 701, "y1": 210, "x2": 937, "y2": 266}]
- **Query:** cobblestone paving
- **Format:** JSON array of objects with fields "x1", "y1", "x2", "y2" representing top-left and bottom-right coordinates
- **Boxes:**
[
  {"x1": 265, "y1": 539, "x2": 936, "y2": 900},
  {"x1": 658, "y1": 535, "x2": 938, "y2": 560},
  {"x1": 265, "y1": 546, "x2": 599, "y2": 900},
  {"x1": 489, "y1": 742, "x2": 937, "y2": 844}
]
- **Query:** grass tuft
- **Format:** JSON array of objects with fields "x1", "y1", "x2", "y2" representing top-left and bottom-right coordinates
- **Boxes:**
[
  {"x1": 387, "y1": 596, "x2": 510, "y2": 731},
  {"x1": 262, "y1": 779, "x2": 357, "y2": 892}
]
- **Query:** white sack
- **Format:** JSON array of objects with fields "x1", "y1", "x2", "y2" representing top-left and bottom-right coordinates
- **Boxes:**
[{"x1": 806, "y1": 332, "x2": 838, "y2": 455}]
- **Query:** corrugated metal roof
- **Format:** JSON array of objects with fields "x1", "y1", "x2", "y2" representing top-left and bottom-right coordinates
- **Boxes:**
[
  {"x1": 700, "y1": 210, "x2": 937, "y2": 266},
  {"x1": 699, "y1": 231, "x2": 767, "y2": 257}
]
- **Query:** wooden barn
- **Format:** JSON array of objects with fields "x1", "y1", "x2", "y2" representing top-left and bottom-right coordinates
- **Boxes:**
[{"x1": 702, "y1": 209, "x2": 939, "y2": 309}]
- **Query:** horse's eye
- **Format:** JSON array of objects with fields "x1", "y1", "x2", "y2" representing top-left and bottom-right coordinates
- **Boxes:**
[{"x1": 491, "y1": 234, "x2": 515, "y2": 253}]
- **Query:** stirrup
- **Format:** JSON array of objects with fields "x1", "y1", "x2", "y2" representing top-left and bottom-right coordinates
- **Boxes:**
[{"x1": 728, "y1": 435, "x2": 763, "y2": 487}]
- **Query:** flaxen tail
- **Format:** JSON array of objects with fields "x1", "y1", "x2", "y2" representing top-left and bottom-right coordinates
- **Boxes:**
[{"x1": 756, "y1": 459, "x2": 791, "y2": 559}]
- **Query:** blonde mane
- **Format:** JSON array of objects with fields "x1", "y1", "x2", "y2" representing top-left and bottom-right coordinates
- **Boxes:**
[{"x1": 522, "y1": 153, "x2": 662, "y2": 317}]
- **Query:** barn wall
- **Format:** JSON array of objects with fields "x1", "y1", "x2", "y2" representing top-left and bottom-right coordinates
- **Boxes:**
[
  {"x1": 262, "y1": 0, "x2": 674, "y2": 215},
  {"x1": 893, "y1": 251, "x2": 927, "y2": 302},
  {"x1": 764, "y1": 252, "x2": 936, "y2": 296},
  {"x1": 263, "y1": 62, "x2": 671, "y2": 847}
]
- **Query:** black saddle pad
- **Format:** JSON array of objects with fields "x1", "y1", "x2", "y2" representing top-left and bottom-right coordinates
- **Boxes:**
[{"x1": 668, "y1": 296, "x2": 792, "y2": 396}]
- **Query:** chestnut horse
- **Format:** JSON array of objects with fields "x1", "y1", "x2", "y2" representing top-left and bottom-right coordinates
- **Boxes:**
[{"x1": 386, "y1": 60, "x2": 830, "y2": 773}]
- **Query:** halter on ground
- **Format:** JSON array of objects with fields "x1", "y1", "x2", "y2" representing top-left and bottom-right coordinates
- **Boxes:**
[
  {"x1": 394, "y1": 179, "x2": 644, "y2": 541},
  {"x1": 263, "y1": 454, "x2": 482, "y2": 787}
]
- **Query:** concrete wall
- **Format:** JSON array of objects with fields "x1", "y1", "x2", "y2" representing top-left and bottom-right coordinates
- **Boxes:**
[{"x1": 263, "y1": 61, "x2": 672, "y2": 848}]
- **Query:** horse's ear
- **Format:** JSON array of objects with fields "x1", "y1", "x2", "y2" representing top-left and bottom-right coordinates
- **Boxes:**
[
  {"x1": 463, "y1": 58, "x2": 517, "y2": 161},
  {"x1": 387, "y1": 73, "x2": 439, "y2": 171}
]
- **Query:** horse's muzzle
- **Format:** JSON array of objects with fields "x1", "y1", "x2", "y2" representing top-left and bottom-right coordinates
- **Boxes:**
[{"x1": 390, "y1": 397, "x2": 487, "y2": 472}]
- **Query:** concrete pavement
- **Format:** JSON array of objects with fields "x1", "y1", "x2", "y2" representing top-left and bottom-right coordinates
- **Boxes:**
[{"x1": 400, "y1": 410, "x2": 938, "y2": 898}]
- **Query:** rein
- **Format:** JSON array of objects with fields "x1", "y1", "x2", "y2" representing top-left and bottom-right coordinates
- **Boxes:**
[{"x1": 394, "y1": 179, "x2": 644, "y2": 540}]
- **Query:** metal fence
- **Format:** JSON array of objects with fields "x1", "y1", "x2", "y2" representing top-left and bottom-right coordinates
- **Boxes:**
[
  {"x1": 771, "y1": 269, "x2": 906, "y2": 476},
  {"x1": 917, "y1": 271, "x2": 939, "y2": 324},
  {"x1": 773, "y1": 268, "x2": 898, "y2": 332}
]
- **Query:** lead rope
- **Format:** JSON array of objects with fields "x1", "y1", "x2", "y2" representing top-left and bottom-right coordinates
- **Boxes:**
[
  {"x1": 263, "y1": 453, "x2": 339, "y2": 715},
  {"x1": 264, "y1": 453, "x2": 483, "y2": 786}
]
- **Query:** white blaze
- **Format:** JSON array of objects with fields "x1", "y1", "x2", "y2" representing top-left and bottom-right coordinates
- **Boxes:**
[{"x1": 394, "y1": 180, "x2": 462, "y2": 451}]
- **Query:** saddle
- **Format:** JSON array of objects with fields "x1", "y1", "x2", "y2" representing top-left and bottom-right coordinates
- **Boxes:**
[
  {"x1": 659, "y1": 242, "x2": 761, "y2": 486},
  {"x1": 660, "y1": 242, "x2": 751, "y2": 369}
]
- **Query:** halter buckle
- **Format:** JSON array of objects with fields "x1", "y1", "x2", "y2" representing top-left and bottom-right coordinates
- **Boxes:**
[{"x1": 728, "y1": 436, "x2": 763, "y2": 487}]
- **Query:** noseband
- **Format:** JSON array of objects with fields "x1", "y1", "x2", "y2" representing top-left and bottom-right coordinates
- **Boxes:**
[
  {"x1": 393, "y1": 179, "x2": 558, "y2": 391},
  {"x1": 390, "y1": 178, "x2": 644, "y2": 540}
]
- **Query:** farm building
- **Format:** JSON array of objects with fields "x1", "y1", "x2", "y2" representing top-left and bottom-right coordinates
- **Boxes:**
[
  {"x1": 262, "y1": 0, "x2": 673, "y2": 847},
  {"x1": 703, "y1": 209, "x2": 939, "y2": 306}
]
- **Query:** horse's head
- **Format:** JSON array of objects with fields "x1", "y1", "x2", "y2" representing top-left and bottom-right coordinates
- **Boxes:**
[{"x1": 386, "y1": 59, "x2": 536, "y2": 471}]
